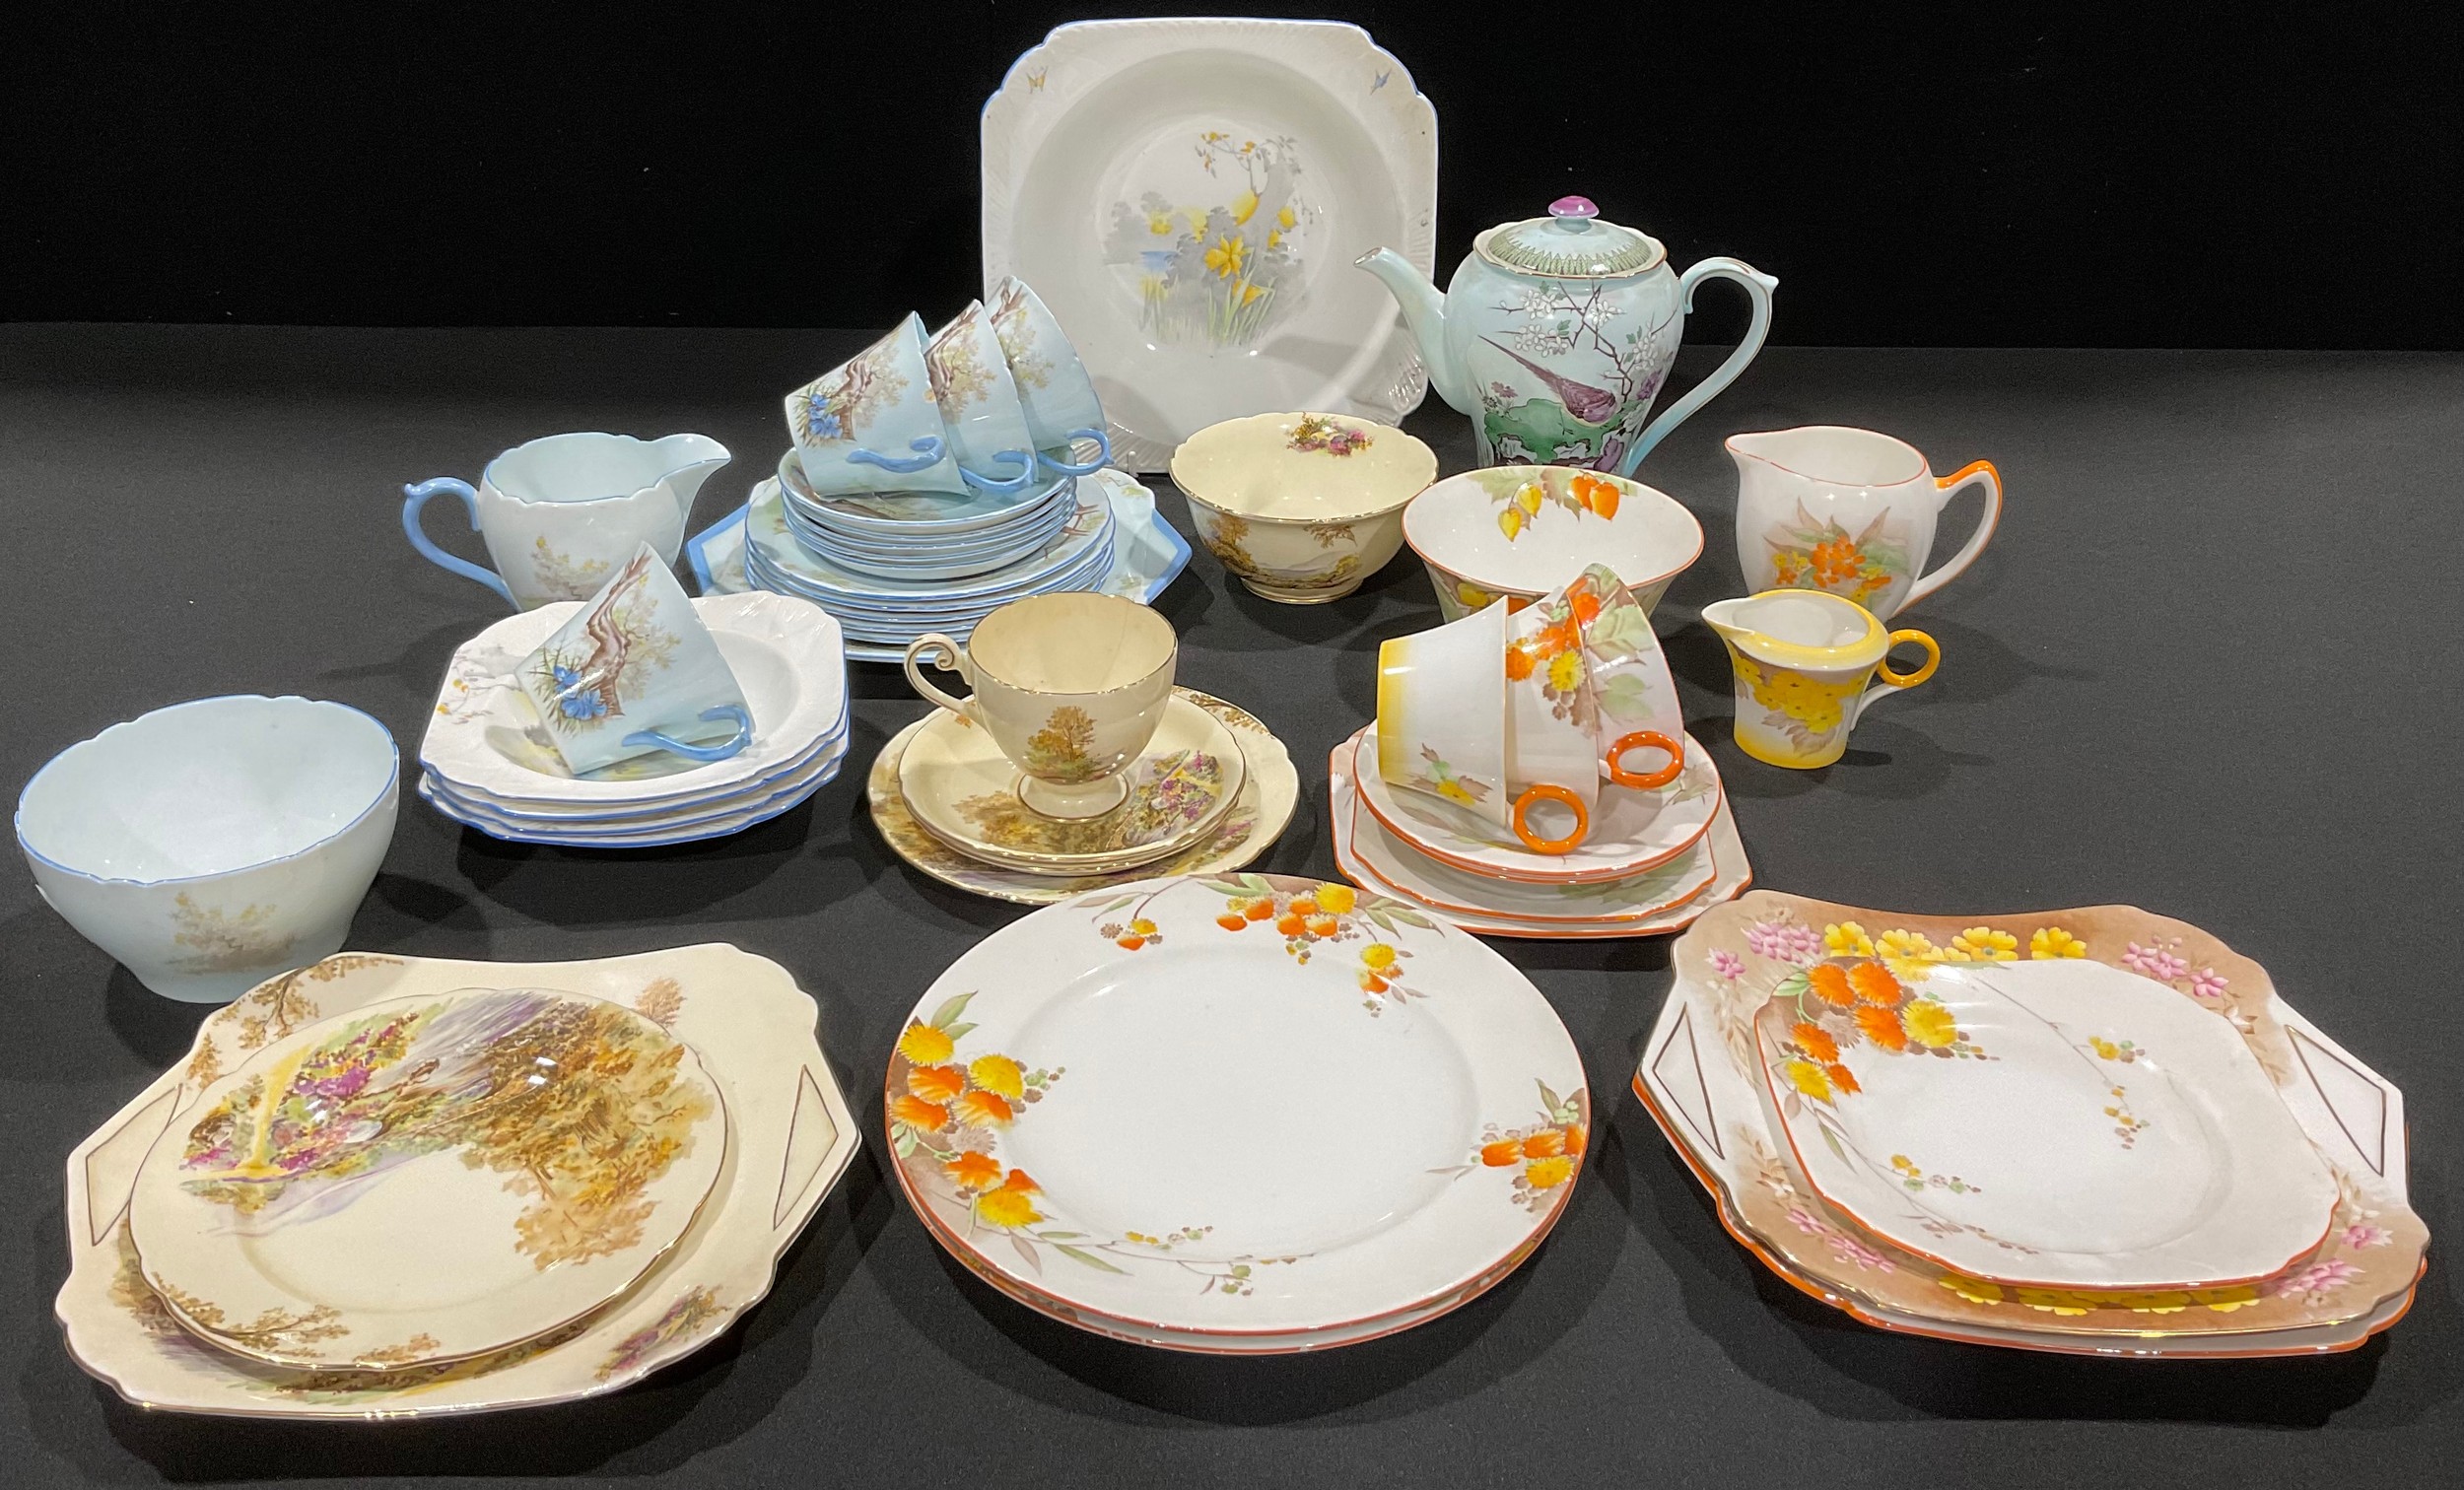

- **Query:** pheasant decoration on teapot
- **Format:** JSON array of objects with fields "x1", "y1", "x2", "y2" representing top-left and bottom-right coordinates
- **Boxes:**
[{"x1": 1358, "y1": 197, "x2": 1776, "y2": 475}]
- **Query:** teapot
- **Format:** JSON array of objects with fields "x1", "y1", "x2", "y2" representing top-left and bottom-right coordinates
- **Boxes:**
[{"x1": 1358, "y1": 197, "x2": 1775, "y2": 475}]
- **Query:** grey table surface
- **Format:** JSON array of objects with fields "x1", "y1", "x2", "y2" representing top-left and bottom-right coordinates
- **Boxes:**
[{"x1": 1, "y1": 326, "x2": 2458, "y2": 1487}]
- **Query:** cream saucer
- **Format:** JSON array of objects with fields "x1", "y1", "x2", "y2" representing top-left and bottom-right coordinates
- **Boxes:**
[
  {"x1": 898, "y1": 695, "x2": 1247, "y2": 875},
  {"x1": 870, "y1": 690, "x2": 1297, "y2": 905}
]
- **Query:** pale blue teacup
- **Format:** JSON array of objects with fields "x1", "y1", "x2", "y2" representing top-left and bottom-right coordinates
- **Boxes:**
[
  {"x1": 926, "y1": 300, "x2": 1040, "y2": 496},
  {"x1": 988, "y1": 276, "x2": 1113, "y2": 478},
  {"x1": 513, "y1": 544, "x2": 752, "y2": 776}
]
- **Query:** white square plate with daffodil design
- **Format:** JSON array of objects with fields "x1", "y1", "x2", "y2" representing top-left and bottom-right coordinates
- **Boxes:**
[
  {"x1": 982, "y1": 20, "x2": 1438, "y2": 472},
  {"x1": 57, "y1": 947, "x2": 858, "y2": 1418},
  {"x1": 885, "y1": 873, "x2": 1585, "y2": 1349},
  {"x1": 1635, "y1": 893, "x2": 2427, "y2": 1354}
]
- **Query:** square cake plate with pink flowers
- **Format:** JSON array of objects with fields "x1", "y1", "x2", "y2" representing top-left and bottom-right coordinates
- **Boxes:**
[
  {"x1": 884, "y1": 873, "x2": 1587, "y2": 1351},
  {"x1": 1634, "y1": 892, "x2": 2426, "y2": 1355}
]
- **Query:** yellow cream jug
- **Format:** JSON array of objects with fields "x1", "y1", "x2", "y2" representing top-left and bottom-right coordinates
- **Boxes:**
[{"x1": 1702, "y1": 589, "x2": 1939, "y2": 769}]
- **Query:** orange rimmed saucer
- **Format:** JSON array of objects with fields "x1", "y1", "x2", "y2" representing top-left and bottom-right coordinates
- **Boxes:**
[{"x1": 1349, "y1": 725, "x2": 1719, "y2": 886}]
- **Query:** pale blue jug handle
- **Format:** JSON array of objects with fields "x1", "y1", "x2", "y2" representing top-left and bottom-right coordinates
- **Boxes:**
[
  {"x1": 957, "y1": 449, "x2": 1038, "y2": 495},
  {"x1": 622, "y1": 705, "x2": 754, "y2": 763},
  {"x1": 846, "y1": 437, "x2": 947, "y2": 475},
  {"x1": 1616, "y1": 259, "x2": 1780, "y2": 477},
  {"x1": 1037, "y1": 429, "x2": 1112, "y2": 477},
  {"x1": 402, "y1": 478, "x2": 517, "y2": 608}
]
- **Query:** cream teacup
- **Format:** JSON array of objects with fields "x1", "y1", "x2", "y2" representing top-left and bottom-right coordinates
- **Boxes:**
[
  {"x1": 902, "y1": 593, "x2": 1176, "y2": 819},
  {"x1": 1502, "y1": 564, "x2": 1685, "y2": 850},
  {"x1": 513, "y1": 545, "x2": 753, "y2": 776},
  {"x1": 1376, "y1": 600, "x2": 1511, "y2": 827}
]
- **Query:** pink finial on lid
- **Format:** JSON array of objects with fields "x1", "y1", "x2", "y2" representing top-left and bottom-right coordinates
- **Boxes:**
[{"x1": 1548, "y1": 195, "x2": 1599, "y2": 223}]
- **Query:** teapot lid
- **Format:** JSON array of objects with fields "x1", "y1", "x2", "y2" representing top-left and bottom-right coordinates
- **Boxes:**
[{"x1": 1474, "y1": 197, "x2": 1666, "y2": 279}]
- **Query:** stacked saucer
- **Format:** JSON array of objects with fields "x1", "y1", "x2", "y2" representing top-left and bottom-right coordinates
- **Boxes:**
[
  {"x1": 777, "y1": 450, "x2": 1082, "y2": 581},
  {"x1": 1639, "y1": 893, "x2": 2429, "y2": 1356},
  {"x1": 872, "y1": 689, "x2": 1296, "y2": 904},
  {"x1": 883, "y1": 692, "x2": 1254, "y2": 888},
  {"x1": 691, "y1": 467, "x2": 1191, "y2": 664},
  {"x1": 742, "y1": 467, "x2": 1117, "y2": 651},
  {"x1": 1330, "y1": 725, "x2": 1748, "y2": 939},
  {"x1": 419, "y1": 592, "x2": 849, "y2": 847},
  {"x1": 58, "y1": 947, "x2": 860, "y2": 1417}
]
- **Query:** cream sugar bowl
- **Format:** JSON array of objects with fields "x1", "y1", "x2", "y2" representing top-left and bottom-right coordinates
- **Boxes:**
[
  {"x1": 1170, "y1": 411, "x2": 1437, "y2": 604},
  {"x1": 403, "y1": 432, "x2": 731, "y2": 610},
  {"x1": 903, "y1": 592, "x2": 1177, "y2": 819},
  {"x1": 16, "y1": 696, "x2": 399, "y2": 1002},
  {"x1": 1403, "y1": 464, "x2": 1701, "y2": 621}
]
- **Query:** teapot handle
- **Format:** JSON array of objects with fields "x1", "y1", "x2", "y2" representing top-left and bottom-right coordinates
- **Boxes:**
[
  {"x1": 1616, "y1": 258, "x2": 1779, "y2": 477},
  {"x1": 1901, "y1": 460, "x2": 2004, "y2": 611}
]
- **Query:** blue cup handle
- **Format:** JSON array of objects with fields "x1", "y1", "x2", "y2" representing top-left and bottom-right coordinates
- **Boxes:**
[
  {"x1": 1037, "y1": 428, "x2": 1113, "y2": 477},
  {"x1": 622, "y1": 705, "x2": 754, "y2": 763},
  {"x1": 957, "y1": 449, "x2": 1038, "y2": 495},
  {"x1": 402, "y1": 478, "x2": 517, "y2": 608},
  {"x1": 845, "y1": 436, "x2": 947, "y2": 475}
]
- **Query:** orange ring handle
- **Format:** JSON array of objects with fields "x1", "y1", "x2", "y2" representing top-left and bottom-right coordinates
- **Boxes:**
[
  {"x1": 1511, "y1": 784, "x2": 1589, "y2": 855},
  {"x1": 1605, "y1": 729, "x2": 1683, "y2": 789},
  {"x1": 1877, "y1": 629, "x2": 1941, "y2": 688}
]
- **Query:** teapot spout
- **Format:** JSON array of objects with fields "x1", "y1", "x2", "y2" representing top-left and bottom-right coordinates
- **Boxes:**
[
  {"x1": 649, "y1": 434, "x2": 732, "y2": 516},
  {"x1": 1354, "y1": 246, "x2": 1472, "y2": 414}
]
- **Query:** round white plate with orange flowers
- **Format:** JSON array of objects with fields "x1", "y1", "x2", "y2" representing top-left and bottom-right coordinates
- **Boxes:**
[{"x1": 882, "y1": 872, "x2": 1586, "y2": 1349}]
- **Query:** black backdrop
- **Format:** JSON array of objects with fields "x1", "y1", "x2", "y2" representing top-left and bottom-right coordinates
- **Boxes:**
[{"x1": 7, "y1": 2, "x2": 2458, "y2": 347}]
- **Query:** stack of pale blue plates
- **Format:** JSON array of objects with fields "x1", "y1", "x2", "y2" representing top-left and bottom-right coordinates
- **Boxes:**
[
  {"x1": 743, "y1": 460, "x2": 1118, "y2": 649},
  {"x1": 690, "y1": 468, "x2": 1194, "y2": 665},
  {"x1": 777, "y1": 451, "x2": 1082, "y2": 582}
]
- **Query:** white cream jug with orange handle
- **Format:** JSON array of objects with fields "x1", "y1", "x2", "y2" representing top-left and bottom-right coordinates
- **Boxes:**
[{"x1": 1727, "y1": 426, "x2": 2001, "y2": 619}]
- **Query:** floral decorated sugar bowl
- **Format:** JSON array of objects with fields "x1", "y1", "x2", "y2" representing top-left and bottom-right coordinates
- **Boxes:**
[
  {"x1": 1703, "y1": 589, "x2": 1939, "y2": 770},
  {"x1": 1358, "y1": 196, "x2": 1775, "y2": 473},
  {"x1": 1403, "y1": 465, "x2": 1701, "y2": 621},
  {"x1": 1169, "y1": 412, "x2": 1436, "y2": 604}
]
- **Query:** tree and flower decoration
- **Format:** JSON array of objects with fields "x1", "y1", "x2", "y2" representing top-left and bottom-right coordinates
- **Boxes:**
[{"x1": 1104, "y1": 132, "x2": 1309, "y2": 349}]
